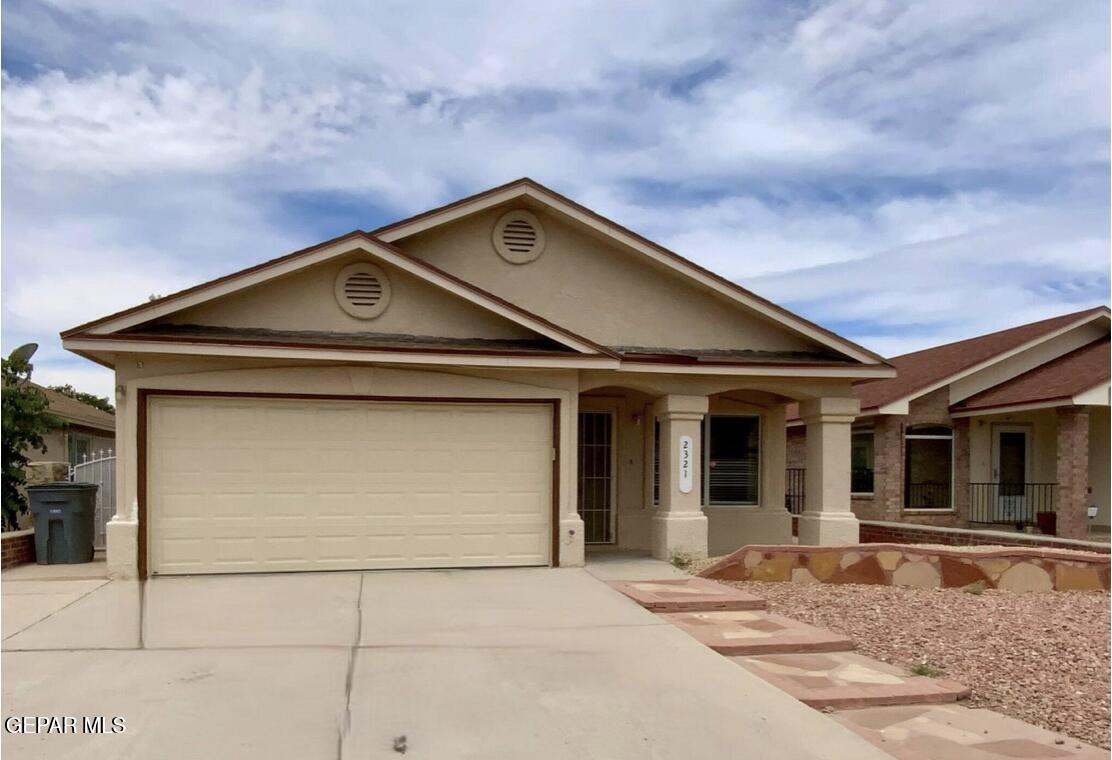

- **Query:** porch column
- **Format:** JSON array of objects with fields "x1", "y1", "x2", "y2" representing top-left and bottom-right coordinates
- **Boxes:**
[
  {"x1": 651, "y1": 394, "x2": 709, "y2": 560},
  {"x1": 106, "y1": 382, "x2": 139, "y2": 579},
  {"x1": 1056, "y1": 407, "x2": 1091, "y2": 540},
  {"x1": 797, "y1": 397, "x2": 860, "y2": 545}
]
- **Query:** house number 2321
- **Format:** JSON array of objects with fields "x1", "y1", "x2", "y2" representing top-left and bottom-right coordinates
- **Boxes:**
[{"x1": 678, "y1": 435, "x2": 693, "y2": 494}]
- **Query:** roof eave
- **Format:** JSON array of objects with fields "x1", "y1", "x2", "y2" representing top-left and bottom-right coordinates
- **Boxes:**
[{"x1": 62, "y1": 334, "x2": 621, "y2": 370}]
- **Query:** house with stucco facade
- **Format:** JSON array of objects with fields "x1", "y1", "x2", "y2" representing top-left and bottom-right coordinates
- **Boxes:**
[
  {"x1": 787, "y1": 308, "x2": 1111, "y2": 541},
  {"x1": 60, "y1": 178, "x2": 896, "y2": 578}
]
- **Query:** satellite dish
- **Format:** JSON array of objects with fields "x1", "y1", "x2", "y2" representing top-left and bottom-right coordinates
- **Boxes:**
[{"x1": 8, "y1": 343, "x2": 38, "y2": 363}]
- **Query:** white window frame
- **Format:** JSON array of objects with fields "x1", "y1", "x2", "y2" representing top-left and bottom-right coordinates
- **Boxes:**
[
  {"x1": 903, "y1": 425, "x2": 955, "y2": 512},
  {"x1": 702, "y1": 413, "x2": 761, "y2": 507}
]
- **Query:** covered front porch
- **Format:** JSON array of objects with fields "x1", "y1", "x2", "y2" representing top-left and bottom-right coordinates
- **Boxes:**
[
  {"x1": 955, "y1": 403, "x2": 1111, "y2": 540},
  {"x1": 572, "y1": 372, "x2": 864, "y2": 561}
]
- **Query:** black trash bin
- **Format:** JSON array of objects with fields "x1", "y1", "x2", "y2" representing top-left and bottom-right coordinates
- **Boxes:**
[{"x1": 27, "y1": 482, "x2": 98, "y2": 564}]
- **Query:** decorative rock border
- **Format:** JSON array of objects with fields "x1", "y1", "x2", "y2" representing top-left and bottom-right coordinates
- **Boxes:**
[{"x1": 699, "y1": 544, "x2": 1111, "y2": 593}]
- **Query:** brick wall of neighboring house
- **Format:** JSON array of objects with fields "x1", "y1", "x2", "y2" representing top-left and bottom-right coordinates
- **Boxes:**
[
  {"x1": 786, "y1": 426, "x2": 806, "y2": 468},
  {"x1": 858, "y1": 520, "x2": 1110, "y2": 554},
  {"x1": 1, "y1": 529, "x2": 36, "y2": 569},
  {"x1": 792, "y1": 387, "x2": 971, "y2": 528},
  {"x1": 1056, "y1": 406, "x2": 1091, "y2": 540},
  {"x1": 873, "y1": 387, "x2": 965, "y2": 527}
]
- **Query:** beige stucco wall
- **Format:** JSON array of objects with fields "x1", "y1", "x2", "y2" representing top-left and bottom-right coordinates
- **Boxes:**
[
  {"x1": 103, "y1": 346, "x2": 861, "y2": 577},
  {"x1": 161, "y1": 252, "x2": 538, "y2": 341},
  {"x1": 968, "y1": 408, "x2": 1058, "y2": 484},
  {"x1": 580, "y1": 385, "x2": 806, "y2": 555},
  {"x1": 395, "y1": 202, "x2": 830, "y2": 353},
  {"x1": 1090, "y1": 407, "x2": 1110, "y2": 527},
  {"x1": 26, "y1": 427, "x2": 114, "y2": 464},
  {"x1": 25, "y1": 430, "x2": 67, "y2": 463},
  {"x1": 579, "y1": 389, "x2": 653, "y2": 551}
]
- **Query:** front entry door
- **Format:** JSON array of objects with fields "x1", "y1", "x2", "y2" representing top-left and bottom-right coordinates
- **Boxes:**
[
  {"x1": 577, "y1": 411, "x2": 614, "y2": 544},
  {"x1": 993, "y1": 426, "x2": 1029, "y2": 522}
]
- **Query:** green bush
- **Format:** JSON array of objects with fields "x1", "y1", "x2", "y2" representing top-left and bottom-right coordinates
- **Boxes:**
[{"x1": 2, "y1": 356, "x2": 61, "y2": 530}]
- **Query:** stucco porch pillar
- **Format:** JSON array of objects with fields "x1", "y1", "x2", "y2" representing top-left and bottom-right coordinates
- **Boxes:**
[
  {"x1": 651, "y1": 394, "x2": 709, "y2": 561},
  {"x1": 1056, "y1": 406, "x2": 1091, "y2": 540},
  {"x1": 797, "y1": 397, "x2": 860, "y2": 545},
  {"x1": 105, "y1": 382, "x2": 139, "y2": 579}
]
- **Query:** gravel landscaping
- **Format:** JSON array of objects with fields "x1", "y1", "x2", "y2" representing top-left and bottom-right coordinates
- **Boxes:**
[{"x1": 710, "y1": 577, "x2": 1110, "y2": 748}]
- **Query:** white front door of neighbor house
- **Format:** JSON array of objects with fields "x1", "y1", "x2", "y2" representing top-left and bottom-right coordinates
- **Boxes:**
[
  {"x1": 146, "y1": 395, "x2": 554, "y2": 575},
  {"x1": 992, "y1": 425, "x2": 1030, "y2": 522}
]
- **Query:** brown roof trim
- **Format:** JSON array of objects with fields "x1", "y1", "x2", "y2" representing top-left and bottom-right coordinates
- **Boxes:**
[
  {"x1": 59, "y1": 230, "x2": 619, "y2": 359},
  {"x1": 617, "y1": 354, "x2": 860, "y2": 369},
  {"x1": 65, "y1": 330, "x2": 605, "y2": 360},
  {"x1": 951, "y1": 395, "x2": 1076, "y2": 414},
  {"x1": 372, "y1": 178, "x2": 891, "y2": 366},
  {"x1": 68, "y1": 330, "x2": 882, "y2": 371}
]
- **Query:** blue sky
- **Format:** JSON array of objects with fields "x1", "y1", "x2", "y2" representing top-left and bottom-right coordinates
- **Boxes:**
[{"x1": 2, "y1": 0, "x2": 1109, "y2": 399}]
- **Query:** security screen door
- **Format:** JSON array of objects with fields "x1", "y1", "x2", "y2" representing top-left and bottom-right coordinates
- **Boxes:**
[{"x1": 577, "y1": 411, "x2": 614, "y2": 544}]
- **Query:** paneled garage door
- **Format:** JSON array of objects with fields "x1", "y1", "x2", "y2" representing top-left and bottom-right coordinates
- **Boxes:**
[{"x1": 146, "y1": 395, "x2": 554, "y2": 575}]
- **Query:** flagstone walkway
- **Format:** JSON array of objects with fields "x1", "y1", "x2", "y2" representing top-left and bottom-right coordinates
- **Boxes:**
[{"x1": 609, "y1": 577, "x2": 1106, "y2": 760}]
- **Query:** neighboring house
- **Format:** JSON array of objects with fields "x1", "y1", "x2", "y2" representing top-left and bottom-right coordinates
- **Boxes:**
[
  {"x1": 61, "y1": 178, "x2": 895, "y2": 579},
  {"x1": 26, "y1": 383, "x2": 115, "y2": 466},
  {"x1": 787, "y1": 308, "x2": 1111, "y2": 540}
]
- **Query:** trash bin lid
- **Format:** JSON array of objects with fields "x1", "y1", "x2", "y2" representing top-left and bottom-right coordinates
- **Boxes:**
[{"x1": 27, "y1": 481, "x2": 98, "y2": 489}]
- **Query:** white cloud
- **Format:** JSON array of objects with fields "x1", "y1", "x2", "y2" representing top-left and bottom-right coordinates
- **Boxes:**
[
  {"x1": 30, "y1": 362, "x2": 116, "y2": 404},
  {"x1": 0, "y1": 0, "x2": 1108, "y2": 389}
]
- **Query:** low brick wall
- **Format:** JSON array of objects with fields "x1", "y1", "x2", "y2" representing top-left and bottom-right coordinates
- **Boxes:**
[
  {"x1": 859, "y1": 520, "x2": 1110, "y2": 555},
  {"x1": 700, "y1": 543, "x2": 1110, "y2": 593},
  {"x1": 1, "y1": 529, "x2": 36, "y2": 569}
]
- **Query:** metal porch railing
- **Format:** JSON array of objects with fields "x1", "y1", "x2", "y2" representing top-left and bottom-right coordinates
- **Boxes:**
[{"x1": 969, "y1": 482, "x2": 1056, "y2": 528}]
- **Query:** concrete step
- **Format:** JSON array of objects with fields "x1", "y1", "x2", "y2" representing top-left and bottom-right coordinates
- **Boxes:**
[
  {"x1": 832, "y1": 703, "x2": 1108, "y2": 760},
  {"x1": 608, "y1": 578, "x2": 767, "y2": 612},
  {"x1": 660, "y1": 609, "x2": 855, "y2": 655},
  {"x1": 731, "y1": 651, "x2": 971, "y2": 709}
]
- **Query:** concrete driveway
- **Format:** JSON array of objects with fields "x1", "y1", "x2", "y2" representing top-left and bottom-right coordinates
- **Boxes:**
[{"x1": 2, "y1": 560, "x2": 890, "y2": 759}]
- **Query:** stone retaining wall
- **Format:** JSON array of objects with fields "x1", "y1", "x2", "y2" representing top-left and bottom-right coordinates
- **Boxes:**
[
  {"x1": 859, "y1": 520, "x2": 1110, "y2": 554},
  {"x1": 1, "y1": 529, "x2": 36, "y2": 569},
  {"x1": 700, "y1": 543, "x2": 1110, "y2": 593}
]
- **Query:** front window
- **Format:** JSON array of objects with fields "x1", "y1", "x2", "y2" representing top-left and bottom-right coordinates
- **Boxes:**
[
  {"x1": 702, "y1": 415, "x2": 760, "y2": 505},
  {"x1": 67, "y1": 431, "x2": 93, "y2": 467},
  {"x1": 851, "y1": 429, "x2": 875, "y2": 494},
  {"x1": 904, "y1": 424, "x2": 952, "y2": 509}
]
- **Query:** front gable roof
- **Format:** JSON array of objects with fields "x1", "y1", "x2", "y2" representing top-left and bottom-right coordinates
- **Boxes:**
[
  {"x1": 61, "y1": 231, "x2": 618, "y2": 363},
  {"x1": 854, "y1": 307, "x2": 1110, "y2": 413},
  {"x1": 373, "y1": 178, "x2": 888, "y2": 366},
  {"x1": 951, "y1": 337, "x2": 1110, "y2": 415},
  {"x1": 61, "y1": 178, "x2": 894, "y2": 376}
]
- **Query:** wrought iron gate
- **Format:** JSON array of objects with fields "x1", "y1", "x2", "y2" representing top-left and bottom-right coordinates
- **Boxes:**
[{"x1": 70, "y1": 451, "x2": 116, "y2": 551}]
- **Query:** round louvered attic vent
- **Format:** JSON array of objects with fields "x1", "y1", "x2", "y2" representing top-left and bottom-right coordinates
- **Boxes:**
[
  {"x1": 334, "y1": 262, "x2": 392, "y2": 319},
  {"x1": 492, "y1": 210, "x2": 546, "y2": 264}
]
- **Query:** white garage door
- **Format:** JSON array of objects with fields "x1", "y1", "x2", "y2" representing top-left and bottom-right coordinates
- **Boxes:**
[{"x1": 147, "y1": 396, "x2": 554, "y2": 575}]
